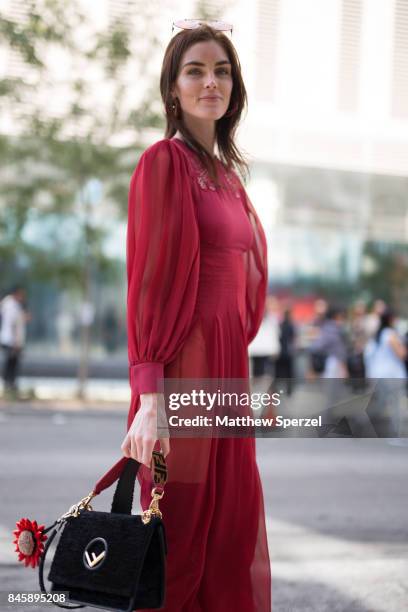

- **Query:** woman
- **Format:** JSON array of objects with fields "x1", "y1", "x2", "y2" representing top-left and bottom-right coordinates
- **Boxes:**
[
  {"x1": 121, "y1": 23, "x2": 271, "y2": 611},
  {"x1": 310, "y1": 306, "x2": 348, "y2": 379},
  {"x1": 0, "y1": 286, "x2": 28, "y2": 399},
  {"x1": 309, "y1": 306, "x2": 349, "y2": 431},
  {"x1": 364, "y1": 308, "x2": 407, "y2": 440}
]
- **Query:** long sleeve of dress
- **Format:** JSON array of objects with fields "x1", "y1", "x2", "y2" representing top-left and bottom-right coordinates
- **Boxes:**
[
  {"x1": 240, "y1": 187, "x2": 268, "y2": 345},
  {"x1": 126, "y1": 140, "x2": 200, "y2": 400}
]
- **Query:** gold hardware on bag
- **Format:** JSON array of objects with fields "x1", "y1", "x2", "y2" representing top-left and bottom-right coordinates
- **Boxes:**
[
  {"x1": 141, "y1": 488, "x2": 164, "y2": 525},
  {"x1": 85, "y1": 550, "x2": 106, "y2": 568},
  {"x1": 57, "y1": 491, "x2": 96, "y2": 523}
]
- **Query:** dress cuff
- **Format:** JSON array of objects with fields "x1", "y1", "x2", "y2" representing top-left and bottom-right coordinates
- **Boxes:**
[{"x1": 129, "y1": 362, "x2": 164, "y2": 395}]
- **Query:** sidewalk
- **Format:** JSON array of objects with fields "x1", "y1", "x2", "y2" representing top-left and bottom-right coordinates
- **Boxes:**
[{"x1": 0, "y1": 377, "x2": 130, "y2": 415}]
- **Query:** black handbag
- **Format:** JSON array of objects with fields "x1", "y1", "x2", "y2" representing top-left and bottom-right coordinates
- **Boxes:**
[{"x1": 27, "y1": 451, "x2": 168, "y2": 612}]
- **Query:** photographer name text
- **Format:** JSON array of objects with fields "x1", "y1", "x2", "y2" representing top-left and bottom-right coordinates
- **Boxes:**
[{"x1": 168, "y1": 415, "x2": 323, "y2": 428}]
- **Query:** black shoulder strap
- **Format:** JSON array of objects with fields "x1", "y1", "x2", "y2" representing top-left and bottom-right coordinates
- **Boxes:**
[{"x1": 39, "y1": 523, "x2": 84, "y2": 610}]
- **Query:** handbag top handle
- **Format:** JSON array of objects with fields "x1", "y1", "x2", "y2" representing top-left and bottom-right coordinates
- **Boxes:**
[
  {"x1": 94, "y1": 450, "x2": 167, "y2": 496},
  {"x1": 57, "y1": 451, "x2": 168, "y2": 526}
]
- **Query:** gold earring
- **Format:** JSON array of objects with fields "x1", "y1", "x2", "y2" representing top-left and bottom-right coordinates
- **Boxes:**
[{"x1": 171, "y1": 98, "x2": 181, "y2": 119}]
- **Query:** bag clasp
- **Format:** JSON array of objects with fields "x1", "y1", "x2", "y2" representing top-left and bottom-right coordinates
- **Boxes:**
[{"x1": 141, "y1": 488, "x2": 164, "y2": 525}]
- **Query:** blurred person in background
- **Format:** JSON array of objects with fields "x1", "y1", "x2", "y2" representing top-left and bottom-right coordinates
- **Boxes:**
[
  {"x1": 310, "y1": 306, "x2": 349, "y2": 431},
  {"x1": 306, "y1": 298, "x2": 329, "y2": 377},
  {"x1": 249, "y1": 295, "x2": 280, "y2": 382},
  {"x1": 347, "y1": 300, "x2": 368, "y2": 390},
  {"x1": 349, "y1": 301, "x2": 368, "y2": 352},
  {"x1": 365, "y1": 299, "x2": 386, "y2": 340},
  {"x1": 0, "y1": 286, "x2": 29, "y2": 399},
  {"x1": 311, "y1": 305, "x2": 348, "y2": 379},
  {"x1": 313, "y1": 298, "x2": 328, "y2": 327},
  {"x1": 364, "y1": 308, "x2": 407, "y2": 444},
  {"x1": 364, "y1": 308, "x2": 406, "y2": 379},
  {"x1": 275, "y1": 307, "x2": 297, "y2": 395}
]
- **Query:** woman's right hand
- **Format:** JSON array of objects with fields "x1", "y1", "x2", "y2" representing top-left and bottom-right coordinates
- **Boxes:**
[{"x1": 121, "y1": 392, "x2": 170, "y2": 468}]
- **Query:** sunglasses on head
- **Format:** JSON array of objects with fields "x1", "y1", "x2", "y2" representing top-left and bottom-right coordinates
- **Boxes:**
[{"x1": 172, "y1": 19, "x2": 233, "y2": 35}]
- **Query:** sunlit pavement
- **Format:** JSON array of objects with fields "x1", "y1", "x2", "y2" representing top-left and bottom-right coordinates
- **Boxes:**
[
  {"x1": 257, "y1": 438, "x2": 408, "y2": 611},
  {"x1": 0, "y1": 407, "x2": 407, "y2": 611}
]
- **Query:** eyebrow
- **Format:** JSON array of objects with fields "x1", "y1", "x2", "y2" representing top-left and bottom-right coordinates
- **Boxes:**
[{"x1": 182, "y1": 60, "x2": 231, "y2": 69}]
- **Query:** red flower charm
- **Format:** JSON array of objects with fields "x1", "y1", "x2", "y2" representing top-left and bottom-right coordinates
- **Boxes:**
[{"x1": 13, "y1": 518, "x2": 47, "y2": 568}]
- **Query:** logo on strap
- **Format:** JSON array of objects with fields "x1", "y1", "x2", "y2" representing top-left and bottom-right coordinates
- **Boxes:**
[{"x1": 152, "y1": 451, "x2": 167, "y2": 486}]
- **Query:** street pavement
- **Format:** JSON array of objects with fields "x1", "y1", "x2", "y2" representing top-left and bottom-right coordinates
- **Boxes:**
[{"x1": 0, "y1": 404, "x2": 407, "y2": 611}]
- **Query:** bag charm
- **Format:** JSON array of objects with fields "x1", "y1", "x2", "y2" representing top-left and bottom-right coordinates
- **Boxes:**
[{"x1": 13, "y1": 518, "x2": 48, "y2": 568}]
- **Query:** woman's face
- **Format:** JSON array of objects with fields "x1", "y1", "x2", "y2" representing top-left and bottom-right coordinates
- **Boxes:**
[{"x1": 172, "y1": 40, "x2": 233, "y2": 121}]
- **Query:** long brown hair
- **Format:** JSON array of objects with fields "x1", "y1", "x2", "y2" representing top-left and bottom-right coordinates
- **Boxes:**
[{"x1": 160, "y1": 25, "x2": 249, "y2": 184}]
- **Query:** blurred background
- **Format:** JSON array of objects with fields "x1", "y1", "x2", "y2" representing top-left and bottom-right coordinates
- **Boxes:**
[
  {"x1": 1, "y1": 0, "x2": 408, "y2": 401},
  {"x1": 1, "y1": 3, "x2": 408, "y2": 611}
]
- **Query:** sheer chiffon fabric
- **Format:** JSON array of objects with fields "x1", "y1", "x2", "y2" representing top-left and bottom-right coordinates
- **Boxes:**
[{"x1": 126, "y1": 137, "x2": 271, "y2": 611}]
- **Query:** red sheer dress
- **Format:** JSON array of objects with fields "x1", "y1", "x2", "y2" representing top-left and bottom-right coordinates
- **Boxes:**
[{"x1": 126, "y1": 137, "x2": 271, "y2": 611}]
